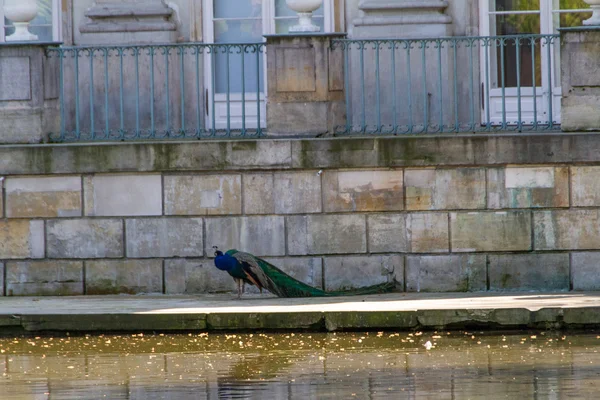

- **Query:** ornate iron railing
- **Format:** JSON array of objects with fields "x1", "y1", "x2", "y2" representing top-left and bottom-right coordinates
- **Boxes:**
[
  {"x1": 332, "y1": 34, "x2": 561, "y2": 135},
  {"x1": 46, "y1": 43, "x2": 265, "y2": 142}
]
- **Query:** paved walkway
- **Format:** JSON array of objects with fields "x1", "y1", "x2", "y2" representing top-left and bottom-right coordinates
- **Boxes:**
[{"x1": 1, "y1": 292, "x2": 600, "y2": 333}]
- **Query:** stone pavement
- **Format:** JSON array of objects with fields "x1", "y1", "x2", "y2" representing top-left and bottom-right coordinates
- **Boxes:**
[{"x1": 1, "y1": 292, "x2": 600, "y2": 334}]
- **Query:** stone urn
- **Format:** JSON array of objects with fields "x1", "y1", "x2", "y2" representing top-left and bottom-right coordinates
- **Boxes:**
[
  {"x1": 3, "y1": 0, "x2": 39, "y2": 41},
  {"x1": 286, "y1": 0, "x2": 323, "y2": 32},
  {"x1": 583, "y1": 0, "x2": 600, "y2": 25}
]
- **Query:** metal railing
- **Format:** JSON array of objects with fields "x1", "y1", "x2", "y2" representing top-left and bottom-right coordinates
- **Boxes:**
[
  {"x1": 332, "y1": 34, "x2": 561, "y2": 135},
  {"x1": 46, "y1": 43, "x2": 265, "y2": 142}
]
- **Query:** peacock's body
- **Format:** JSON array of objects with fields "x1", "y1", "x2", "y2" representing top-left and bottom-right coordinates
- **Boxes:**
[{"x1": 213, "y1": 248, "x2": 397, "y2": 298}]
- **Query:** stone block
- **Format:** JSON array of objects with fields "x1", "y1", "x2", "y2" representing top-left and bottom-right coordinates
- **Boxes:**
[
  {"x1": 572, "y1": 166, "x2": 600, "y2": 206},
  {"x1": 86, "y1": 260, "x2": 163, "y2": 295},
  {"x1": 287, "y1": 214, "x2": 367, "y2": 255},
  {"x1": 5, "y1": 261, "x2": 84, "y2": 296},
  {"x1": 324, "y1": 255, "x2": 402, "y2": 291},
  {"x1": 205, "y1": 216, "x2": 285, "y2": 257},
  {"x1": 165, "y1": 259, "x2": 236, "y2": 294},
  {"x1": 0, "y1": 56, "x2": 31, "y2": 101},
  {"x1": 47, "y1": 219, "x2": 123, "y2": 258},
  {"x1": 561, "y1": 95, "x2": 600, "y2": 132},
  {"x1": 0, "y1": 263, "x2": 3, "y2": 296},
  {"x1": 0, "y1": 220, "x2": 44, "y2": 259},
  {"x1": 572, "y1": 252, "x2": 600, "y2": 291},
  {"x1": 246, "y1": 257, "x2": 324, "y2": 294},
  {"x1": 243, "y1": 172, "x2": 321, "y2": 214},
  {"x1": 323, "y1": 170, "x2": 403, "y2": 212},
  {"x1": 126, "y1": 218, "x2": 203, "y2": 258},
  {"x1": 165, "y1": 257, "x2": 323, "y2": 295},
  {"x1": 405, "y1": 168, "x2": 486, "y2": 210},
  {"x1": 451, "y1": 211, "x2": 532, "y2": 252},
  {"x1": 164, "y1": 175, "x2": 241, "y2": 216},
  {"x1": 488, "y1": 167, "x2": 569, "y2": 209},
  {"x1": 84, "y1": 174, "x2": 162, "y2": 216},
  {"x1": 368, "y1": 214, "x2": 408, "y2": 253},
  {"x1": 488, "y1": 254, "x2": 569, "y2": 291},
  {"x1": 5, "y1": 176, "x2": 82, "y2": 218},
  {"x1": 406, "y1": 255, "x2": 486, "y2": 292},
  {"x1": 534, "y1": 210, "x2": 600, "y2": 250},
  {"x1": 407, "y1": 213, "x2": 449, "y2": 253}
]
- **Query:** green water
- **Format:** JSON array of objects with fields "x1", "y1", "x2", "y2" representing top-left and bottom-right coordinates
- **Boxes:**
[{"x1": 1, "y1": 331, "x2": 600, "y2": 399}]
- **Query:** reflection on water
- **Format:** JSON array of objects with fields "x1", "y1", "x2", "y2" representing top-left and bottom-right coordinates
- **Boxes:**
[{"x1": 2, "y1": 331, "x2": 600, "y2": 399}]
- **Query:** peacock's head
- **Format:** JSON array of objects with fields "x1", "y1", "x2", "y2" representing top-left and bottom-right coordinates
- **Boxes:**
[{"x1": 212, "y1": 245, "x2": 223, "y2": 257}]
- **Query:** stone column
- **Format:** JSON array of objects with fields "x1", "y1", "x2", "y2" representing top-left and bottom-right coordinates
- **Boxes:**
[
  {"x1": 560, "y1": 27, "x2": 600, "y2": 131},
  {"x1": 0, "y1": 43, "x2": 60, "y2": 144},
  {"x1": 265, "y1": 33, "x2": 346, "y2": 137}
]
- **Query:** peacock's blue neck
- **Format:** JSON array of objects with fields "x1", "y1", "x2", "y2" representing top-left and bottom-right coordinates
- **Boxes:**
[{"x1": 214, "y1": 253, "x2": 237, "y2": 272}]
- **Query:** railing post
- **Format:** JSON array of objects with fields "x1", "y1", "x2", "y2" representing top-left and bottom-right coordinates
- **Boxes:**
[
  {"x1": 560, "y1": 27, "x2": 600, "y2": 132},
  {"x1": 0, "y1": 42, "x2": 61, "y2": 144},
  {"x1": 264, "y1": 33, "x2": 347, "y2": 137}
]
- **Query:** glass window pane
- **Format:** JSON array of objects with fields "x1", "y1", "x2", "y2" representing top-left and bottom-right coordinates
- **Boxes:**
[
  {"x1": 215, "y1": 0, "x2": 262, "y2": 19},
  {"x1": 492, "y1": 37, "x2": 542, "y2": 88},
  {"x1": 494, "y1": 13, "x2": 540, "y2": 35},
  {"x1": 275, "y1": 17, "x2": 324, "y2": 33},
  {"x1": 214, "y1": 19, "x2": 263, "y2": 43},
  {"x1": 215, "y1": 47, "x2": 264, "y2": 93},
  {"x1": 275, "y1": 0, "x2": 323, "y2": 17},
  {"x1": 37, "y1": 0, "x2": 53, "y2": 25},
  {"x1": 558, "y1": 0, "x2": 590, "y2": 10},
  {"x1": 492, "y1": 0, "x2": 539, "y2": 12}
]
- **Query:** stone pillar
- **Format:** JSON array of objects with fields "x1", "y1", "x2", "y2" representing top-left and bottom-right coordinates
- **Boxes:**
[
  {"x1": 352, "y1": 0, "x2": 452, "y2": 38},
  {"x1": 0, "y1": 43, "x2": 60, "y2": 144},
  {"x1": 265, "y1": 33, "x2": 346, "y2": 137},
  {"x1": 560, "y1": 27, "x2": 600, "y2": 132}
]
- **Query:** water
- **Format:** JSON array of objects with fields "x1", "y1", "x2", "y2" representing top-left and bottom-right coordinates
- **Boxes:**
[{"x1": 1, "y1": 331, "x2": 600, "y2": 399}]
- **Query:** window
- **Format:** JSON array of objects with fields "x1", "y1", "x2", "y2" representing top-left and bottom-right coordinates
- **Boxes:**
[{"x1": 0, "y1": 0, "x2": 61, "y2": 42}]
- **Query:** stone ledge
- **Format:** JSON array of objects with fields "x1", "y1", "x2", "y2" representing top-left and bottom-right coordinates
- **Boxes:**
[
  {"x1": 1, "y1": 133, "x2": 598, "y2": 175},
  {"x1": 1, "y1": 293, "x2": 600, "y2": 333}
]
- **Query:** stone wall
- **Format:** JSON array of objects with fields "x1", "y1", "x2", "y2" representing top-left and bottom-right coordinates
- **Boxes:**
[{"x1": 1, "y1": 134, "x2": 600, "y2": 296}]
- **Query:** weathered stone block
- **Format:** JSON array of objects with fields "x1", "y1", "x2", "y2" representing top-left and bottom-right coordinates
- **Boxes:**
[
  {"x1": 534, "y1": 210, "x2": 600, "y2": 250},
  {"x1": 572, "y1": 166, "x2": 600, "y2": 206},
  {"x1": 205, "y1": 216, "x2": 285, "y2": 257},
  {"x1": 84, "y1": 174, "x2": 162, "y2": 216},
  {"x1": 287, "y1": 214, "x2": 367, "y2": 255},
  {"x1": 406, "y1": 255, "x2": 486, "y2": 292},
  {"x1": 0, "y1": 220, "x2": 44, "y2": 259},
  {"x1": 451, "y1": 211, "x2": 531, "y2": 252},
  {"x1": 5, "y1": 176, "x2": 82, "y2": 218},
  {"x1": 324, "y1": 255, "x2": 402, "y2": 291},
  {"x1": 86, "y1": 260, "x2": 163, "y2": 295},
  {"x1": 368, "y1": 214, "x2": 408, "y2": 253},
  {"x1": 164, "y1": 175, "x2": 241, "y2": 216},
  {"x1": 47, "y1": 219, "x2": 123, "y2": 258},
  {"x1": 126, "y1": 218, "x2": 203, "y2": 258},
  {"x1": 572, "y1": 252, "x2": 600, "y2": 291},
  {"x1": 488, "y1": 254, "x2": 569, "y2": 291},
  {"x1": 0, "y1": 56, "x2": 31, "y2": 101},
  {"x1": 246, "y1": 257, "x2": 324, "y2": 294},
  {"x1": 243, "y1": 172, "x2": 321, "y2": 214},
  {"x1": 165, "y1": 259, "x2": 236, "y2": 294},
  {"x1": 165, "y1": 257, "x2": 323, "y2": 294},
  {"x1": 5, "y1": 261, "x2": 83, "y2": 296},
  {"x1": 488, "y1": 167, "x2": 569, "y2": 209},
  {"x1": 323, "y1": 170, "x2": 403, "y2": 212},
  {"x1": 407, "y1": 213, "x2": 449, "y2": 253},
  {"x1": 405, "y1": 168, "x2": 486, "y2": 210},
  {"x1": 0, "y1": 263, "x2": 4, "y2": 296}
]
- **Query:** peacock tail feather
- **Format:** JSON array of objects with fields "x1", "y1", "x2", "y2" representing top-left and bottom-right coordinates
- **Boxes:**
[{"x1": 226, "y1": 249, "x2": 397, "y2": 298}]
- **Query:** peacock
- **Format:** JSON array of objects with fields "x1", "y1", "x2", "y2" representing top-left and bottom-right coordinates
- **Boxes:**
[{"x1": 212, "y1": 247, "x2": 397, "y2": 298}]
